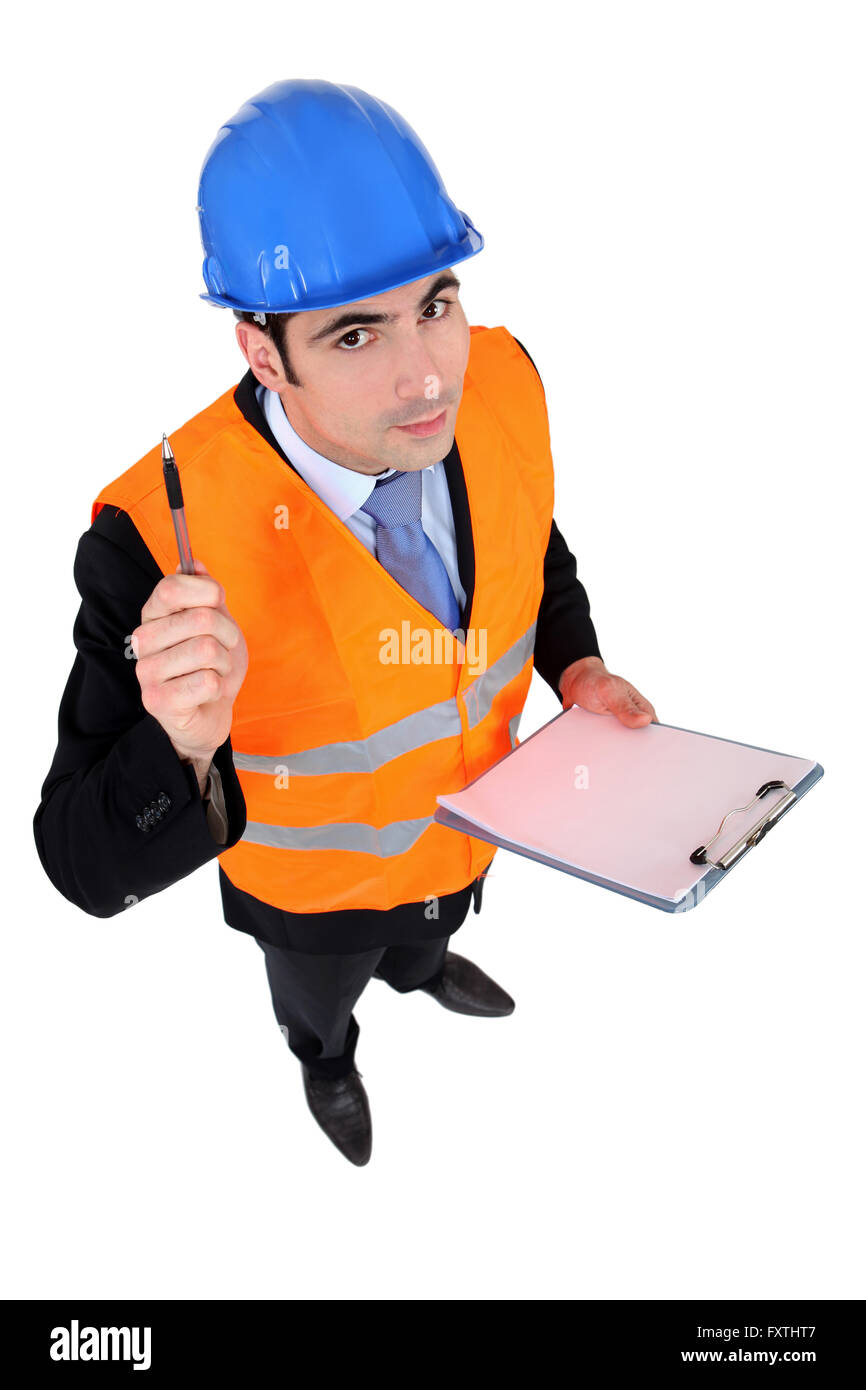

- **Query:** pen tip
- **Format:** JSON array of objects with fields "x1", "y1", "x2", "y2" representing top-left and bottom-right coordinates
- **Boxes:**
[{"x1": 162, "y1": 433, "x2": 174, "y2": 462}]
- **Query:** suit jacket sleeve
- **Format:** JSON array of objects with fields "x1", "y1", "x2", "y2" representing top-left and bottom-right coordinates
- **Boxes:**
[
  {"x1": 32, "y1": 508, "x2": 247, "y2": 918},
  {"x1": 511, "y1": 336, "x2": 604, "y2": 702},
  {"x1": 533, "y1": 515, "x2": 603, "y2": 703}
]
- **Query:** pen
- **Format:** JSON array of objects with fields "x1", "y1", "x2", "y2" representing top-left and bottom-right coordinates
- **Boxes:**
[{"x1": 162, "y1": 433, "x2": 195, "y2": 575}]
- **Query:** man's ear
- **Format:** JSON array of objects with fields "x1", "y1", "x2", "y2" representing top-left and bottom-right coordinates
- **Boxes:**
[{"x1": 235, "y1": 321, "x2": 285, "y2": 391}]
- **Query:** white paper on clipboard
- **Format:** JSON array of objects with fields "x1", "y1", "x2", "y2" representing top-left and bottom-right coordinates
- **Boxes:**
[{"x1": 434, "y1": 705, "x2": 823, "y2": 911}]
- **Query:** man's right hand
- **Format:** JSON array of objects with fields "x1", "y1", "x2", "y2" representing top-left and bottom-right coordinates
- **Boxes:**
[{"x1": 130, "y1": 558, "x2": 249, "y2": 769}]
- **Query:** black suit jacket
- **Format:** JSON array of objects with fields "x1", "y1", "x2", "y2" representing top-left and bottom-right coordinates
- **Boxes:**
[{"x1": 33, "y1": 340, "x2": 602, "y2": 952}]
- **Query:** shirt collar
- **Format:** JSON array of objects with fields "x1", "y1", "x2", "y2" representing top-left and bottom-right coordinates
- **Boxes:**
[{"x1": 257, "y1": 382, "x2": 437, "y2": 520}]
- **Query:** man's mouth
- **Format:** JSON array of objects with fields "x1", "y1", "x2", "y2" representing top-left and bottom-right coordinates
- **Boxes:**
[{"x1": 394, "y1": 409, "x2": 447, "y2": 437}]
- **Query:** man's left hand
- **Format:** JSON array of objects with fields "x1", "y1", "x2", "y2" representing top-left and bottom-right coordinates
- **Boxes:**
[{"x1": 558, "y1": 656, "x2": 658, "y2": 728}]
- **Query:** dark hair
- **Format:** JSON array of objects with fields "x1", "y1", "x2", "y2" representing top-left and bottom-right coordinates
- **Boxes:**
[{"x1": 232, "y1": 310, "x2": 301, "y2": 387}]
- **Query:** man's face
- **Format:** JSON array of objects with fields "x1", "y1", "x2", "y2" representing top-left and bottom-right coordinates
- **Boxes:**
[{"x1": 237, "y1": 269, "x2": 471, "y2": 475}]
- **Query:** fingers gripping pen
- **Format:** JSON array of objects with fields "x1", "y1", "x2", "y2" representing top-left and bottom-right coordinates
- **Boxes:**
[{"x1": 162, "y1": 433, "x2": 195, "y2": 575}]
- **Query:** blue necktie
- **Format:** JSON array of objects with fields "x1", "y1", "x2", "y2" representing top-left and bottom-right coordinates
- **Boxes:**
[{"x1": 359, "y1": 469, "x2": 461, "y2": 632}]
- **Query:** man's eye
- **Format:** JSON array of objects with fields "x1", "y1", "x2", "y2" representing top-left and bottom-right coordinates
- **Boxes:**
[
  {"x1": 422, "y1": 298, "x2": 453, "y2": 320},
  {"x1": 337, "y1": 327, "x2": 372, "y2": 351},
  {"x1": 336, "y1": 298, "x2": 454, "y2": 350}
]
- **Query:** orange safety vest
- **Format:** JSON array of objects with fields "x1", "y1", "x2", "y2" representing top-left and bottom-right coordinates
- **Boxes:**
[{"x1": 92, "y1": 325, "x2": 555, "y2": 913}]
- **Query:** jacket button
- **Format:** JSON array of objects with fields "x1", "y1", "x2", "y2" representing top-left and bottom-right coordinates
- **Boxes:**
[{"x1": 136, "y1": 792, "x2": 172, "y2": 831}]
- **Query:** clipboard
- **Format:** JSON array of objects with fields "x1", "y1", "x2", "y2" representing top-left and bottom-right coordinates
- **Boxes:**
[{"x1": 434, "y1": 706, "x2": 824, "y2": 912}]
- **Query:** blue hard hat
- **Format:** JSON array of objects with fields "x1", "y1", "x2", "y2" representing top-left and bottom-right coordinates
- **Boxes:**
[{"x1": 196, "y1": 78, "x2": 484, "y2": 314}]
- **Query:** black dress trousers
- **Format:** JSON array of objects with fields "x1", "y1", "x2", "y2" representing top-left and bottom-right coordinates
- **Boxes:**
[{"x1": 254, "y1": 930, "x2": 457, "y2": 1079}]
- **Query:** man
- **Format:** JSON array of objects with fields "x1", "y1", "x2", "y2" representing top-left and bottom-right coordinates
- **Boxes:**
[{"x1": 33, "y1": 79, "x2": 657, "y2": 1167}]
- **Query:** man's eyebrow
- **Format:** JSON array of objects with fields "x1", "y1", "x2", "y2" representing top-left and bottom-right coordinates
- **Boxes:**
[{"x1": 306, "y1": 273, "x2": 461, "y2": 345}]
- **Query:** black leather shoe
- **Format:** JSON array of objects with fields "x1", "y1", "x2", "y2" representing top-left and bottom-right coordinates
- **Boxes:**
[
  {"x1": 301, "y1": 1065, "x2": 372, "y2": 1166},
  {"x1": 418, "y1": 951, "x2": 515, "y2": 1017}
]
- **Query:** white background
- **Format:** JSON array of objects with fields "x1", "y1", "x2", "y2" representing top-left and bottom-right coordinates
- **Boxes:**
[{"x1": 2, "y1": 0, "x2": 862, "y2": 1300}]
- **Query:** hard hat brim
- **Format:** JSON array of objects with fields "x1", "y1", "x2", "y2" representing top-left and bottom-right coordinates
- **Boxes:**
[{"x1": 201, "y1": 219, "x2": 483, "y2": 315}]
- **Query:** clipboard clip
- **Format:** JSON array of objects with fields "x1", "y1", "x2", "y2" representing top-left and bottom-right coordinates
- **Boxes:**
[{"x1": 690, "y1": 780, "x2": 797, "y2": 871}]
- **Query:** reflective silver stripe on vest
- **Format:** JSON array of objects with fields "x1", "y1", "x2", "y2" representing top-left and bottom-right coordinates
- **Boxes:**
[
  {"x1": 461, "y1": 621, "x2": 536, "y2": 729},
  {"x1": 242, "y1": 813, "x2": 434, "y2": 855},
  {"x1": 233, "y1": 695, "x2": 460, "y2": 776},
  {"x1": 232, "y1": 618, "x2": 537, "y2": 777}
]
